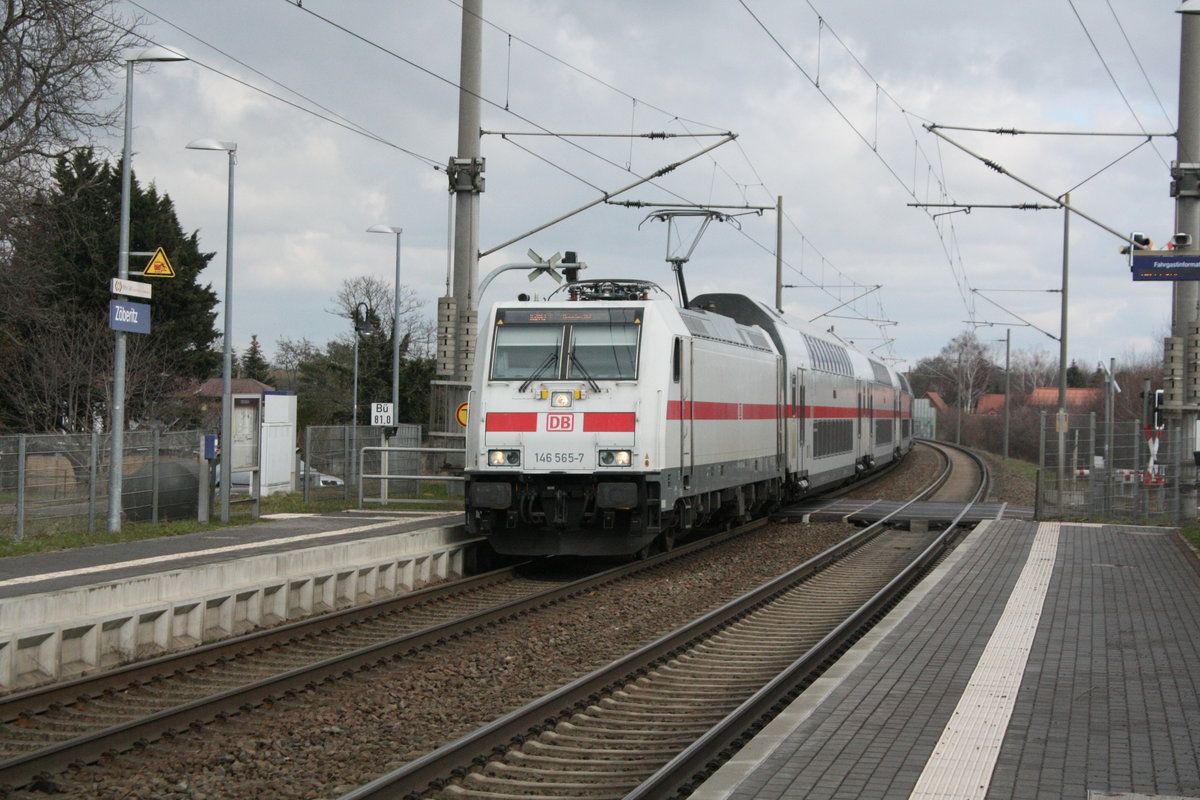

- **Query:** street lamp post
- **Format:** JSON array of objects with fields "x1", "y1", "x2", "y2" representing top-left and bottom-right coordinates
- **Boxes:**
[
  {"x1": 366, "y1": 225, "x2": 403, "y2": 413},
  {"x1": 185, "y1": 138, "x2": 237, "y2": 523},
  {"x1": 351, "y1": 303, "x2": 375, "y2": 487},
  {"x1": 108, "y1": 46, "x2": 188, "y2": 534}
]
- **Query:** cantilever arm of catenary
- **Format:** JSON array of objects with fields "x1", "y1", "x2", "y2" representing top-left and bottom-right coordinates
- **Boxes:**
[
  {"x1": 480, "y1": 133, "x2": 738, "y2": 258},
  {"x1": 923, "y1": 124, "x2": 1143, "y2": 248}
]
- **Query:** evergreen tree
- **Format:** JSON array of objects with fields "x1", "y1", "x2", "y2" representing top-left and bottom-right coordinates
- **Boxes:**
[
  {"x1": 241, "y1": 336, "x2": 272, "y2": 383},
  {"x1": 1065, "y1": 360, "x2": 1087, "y2": 388},
  {"x1": 0, "y1": 149, "x2": 219, "y2": 431}
]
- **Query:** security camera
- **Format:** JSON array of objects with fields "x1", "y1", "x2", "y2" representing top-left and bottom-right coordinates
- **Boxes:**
[{"x1": 1173, "y1": 232, "x2": 1193, "y2": 249}]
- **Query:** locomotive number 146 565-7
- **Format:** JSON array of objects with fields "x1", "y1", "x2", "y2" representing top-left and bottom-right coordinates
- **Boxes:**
[{"x1": 533, "y1": 452, "x2": 585, "y2": 465}]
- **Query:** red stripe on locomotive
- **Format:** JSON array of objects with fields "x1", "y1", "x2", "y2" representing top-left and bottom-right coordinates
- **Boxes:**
[
  {"x1": 485, "y1": 412, "x2": 538, "y2": 432},
  {"x1": 583, "y1": 412, "x2": 637, "y2": 432}
]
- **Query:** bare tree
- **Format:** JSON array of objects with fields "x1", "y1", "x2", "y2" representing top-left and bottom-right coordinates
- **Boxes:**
[
  {"x1": 0, "y1": 1, "x2": 139, "y2": 174},
  {"x1": 1, "y1": 1, "x2": 143, "y2": 339},
  {"x1": 1008, "y1": 346, "x2": 1058, "y2": 396},
  {"x1": 328, "y1": 275, "x2": 425, "y2": 336},
  {"x1": 274, "y1": 336, "x2": 318, "y2": 392}
]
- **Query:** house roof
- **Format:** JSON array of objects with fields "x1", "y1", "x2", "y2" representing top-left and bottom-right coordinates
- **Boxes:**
[
  {"x1": 974, "y1": 393, "x2": 1007, "y2": 415},
  {"x1": 191, "y1": 377, "x2": 276, "y2": 398},
  {"x1": 1027, "y1": 387, "x2": 1102, "y2": 408},
  {"x1": 925, "y1": 391, "x2": 949, "y2": 411}
]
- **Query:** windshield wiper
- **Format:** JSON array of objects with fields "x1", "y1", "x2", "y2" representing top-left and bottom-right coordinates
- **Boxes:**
[
  {"x1": 519, "y1": 349, "x2": 559, "y2": 392},
  {"x1": 568, "y1": 350, "x2": 601, "y2": 392}
]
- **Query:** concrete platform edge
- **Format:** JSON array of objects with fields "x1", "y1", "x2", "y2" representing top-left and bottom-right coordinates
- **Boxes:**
[{"x1": 0, "y1": 522, "x2": 476, "y2": 691}]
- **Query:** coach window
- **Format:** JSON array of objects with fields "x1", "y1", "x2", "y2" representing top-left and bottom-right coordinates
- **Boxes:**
[
  {"x1": 491, "y1": 326, "x2": 563, "y2": 381},
  {"x1": 568, "y1": 323, "x2": 640, "y2": 380}
]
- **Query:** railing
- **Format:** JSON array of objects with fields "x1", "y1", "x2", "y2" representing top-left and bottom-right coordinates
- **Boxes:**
[{"x1": 356, "y1": 446, "x2": 466, "y2": 508}]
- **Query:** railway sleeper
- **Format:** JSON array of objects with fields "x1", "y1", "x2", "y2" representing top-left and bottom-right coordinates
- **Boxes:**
[
  {"x1": 523, "y1": 739, "x2": 682, "y2": 759},
  {"x1": 640, "y1": 672, "x2": 776, "y2": 689},
  {"x1": 568, "y1": 713, "x2": 711, "y2": 734},
  {"x1": 504, "y1": 750, "x2": 666, "y2": 770},
  {"x1": 604, "y1": 691, "x2": 740, "y2": 710},
  {"x1": 479, "y1": 761, "x2": 652, "y2": 783},
  {"x1": 619, "y1": 680, "x2": 751, "y2": 698},
  {"x1": 588, "y1": 701, "x2": 729, "y2": 723},
  {"x1": 674, "y1": 648, "x2": 797, "y2": 664},
  {"x1": 455, "y1": 771, "x2": 642, "y2": 796},
  {"x1": 547, "y1": 723, "x2": 702, "y2": 745}
]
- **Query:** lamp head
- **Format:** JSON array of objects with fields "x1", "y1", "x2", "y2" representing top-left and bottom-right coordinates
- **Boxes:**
[
  {"x1": 123, "y1": 45, "x2": 188, "y2": 63},
  {"x1": 186, "y1": 138, "x2": 237, "y2": 153},
  {"x1": 367, "y1": 225, "x2": 403, "y2": 235}
]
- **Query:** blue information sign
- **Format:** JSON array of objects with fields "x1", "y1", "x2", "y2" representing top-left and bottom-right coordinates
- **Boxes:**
[
  {"x1": 109, "y1": 299, "x2": 151, "y2": 334},
  {"x1": 1131, "y1": 251, "x2": 1200, "y2": 281}
]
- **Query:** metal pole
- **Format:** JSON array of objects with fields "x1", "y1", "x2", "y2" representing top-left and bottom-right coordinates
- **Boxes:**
[
  {"x1": 392, "y1": 231, "x2": 402, "y2": 412},
  {"x1": 352, "y1": 328, "x2": 360, "y2": 491},
  {"x1": 1172, "y1": 9, "x2": 1200, "y2": 517},
  {"x1": 1106, "y1": 358, "x2": 1115, "y2": 515},
  {"x1": 955, "y1": 349, "x2": 962, "y2": 445},
  {"x1": 107, "y1": 60, "x2": 134, "y2": 533},
  {"x1": 1003, "y1": 328, "x2": 1011, "y2": 461},
  {"x1": 88, "y1": 431, "x2": 98, "y2": 534},
  {"x1": 1057, "y1": 193, "x2": 1070, "y2": 506},
  {"x1": 16, "y1": 435, "x2": 25, "y2": 542},
  {"x1": 108, "y1": 48, "x2": 187, "y2": 531},
  {"x1": 775, "y1": 196, "x2": 783, "y2": 312},
  {"x1": 220, "y1": 148, "x2": 236, "y2": 523},
  {"x1": 451, "y1": 0, "x2": 483, "y2": 381}
]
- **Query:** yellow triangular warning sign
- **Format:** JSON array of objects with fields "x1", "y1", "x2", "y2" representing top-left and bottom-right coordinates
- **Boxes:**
[{"x1": 143, "y1": 247, "x2": 175, "y2": 278}]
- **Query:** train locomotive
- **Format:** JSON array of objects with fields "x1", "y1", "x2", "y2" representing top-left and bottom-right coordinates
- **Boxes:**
[{"x1": 464, "y1": 274, "x2": 913, "y2": 557}]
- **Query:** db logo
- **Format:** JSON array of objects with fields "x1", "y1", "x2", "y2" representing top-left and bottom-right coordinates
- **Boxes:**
[{"x1": 546, "y1": 413, "x2": 575, "y2": 432}]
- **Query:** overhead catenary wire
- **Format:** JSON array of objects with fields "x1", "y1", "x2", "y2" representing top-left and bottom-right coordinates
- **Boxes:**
[{"x1": 95, "y1": 0, "x2": 445, "y2": 169}]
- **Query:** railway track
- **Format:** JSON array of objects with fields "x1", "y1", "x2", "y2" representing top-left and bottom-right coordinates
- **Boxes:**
[
  {"x1": 341, "y1": 440, "x2": 988, "y2": 800},
  {"x1": 0, "y1": 508, "x2": 800, "y2": 791},
  {"x1": 0, "y1": 441, "x2": 978, "y2": 795}
]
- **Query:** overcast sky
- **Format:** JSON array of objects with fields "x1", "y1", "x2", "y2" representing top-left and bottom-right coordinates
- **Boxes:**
[{"x1": 102, "y1": 0, "x2": 1184, "y2": 373}]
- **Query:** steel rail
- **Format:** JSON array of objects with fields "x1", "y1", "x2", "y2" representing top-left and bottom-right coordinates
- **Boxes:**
[
  {"x1": 0, "y1": 520, "x2": 763, "y2": 790},
  {"x1": 335, "y1": 444, "x2": 975, "y2": 799},
  {"x1": 626, "y1": 440, "x2": 988, "y2": 798}
]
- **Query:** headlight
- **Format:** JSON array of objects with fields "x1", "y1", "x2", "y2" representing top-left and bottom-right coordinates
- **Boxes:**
[
  {"x1": 598, "y1": 449, "x2": 631, "y2": 467},
  {"x1": 488, "y1": 449, "x2": 520, "y2": 466},
  {"x1": 550, "y1": 391, "x2": 573, "y2": 408}
]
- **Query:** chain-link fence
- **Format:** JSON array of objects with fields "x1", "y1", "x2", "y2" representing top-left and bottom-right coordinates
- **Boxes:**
[
  {"x1": 1036, "y1": 411, "x2": 1194, "y2": 524},
  {"x1": 0, "y1": 430, "x2": 203, "y2": 540}
]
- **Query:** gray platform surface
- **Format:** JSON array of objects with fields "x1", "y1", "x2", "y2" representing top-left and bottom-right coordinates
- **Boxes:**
[
  {"x1": 692, "y1": 519, "x2": 1200, "y2": 800},
  {"x1": 0, "y1": 510, "x2": 462, "y2": 599},
  {"x1": 778, "y1": 497, "x2": 1035, "y2": 524}
]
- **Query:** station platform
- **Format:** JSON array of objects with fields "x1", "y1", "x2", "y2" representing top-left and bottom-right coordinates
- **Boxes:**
[
  {"x1": 692, "y1": 519, "x2": 1200, "y2": 800},
  {"x1": 776, "y1": 497, "x2": 1035, "y2": 526},
  {"x1": 0, "y1": 510, "x2": 470, "y2": 691}
]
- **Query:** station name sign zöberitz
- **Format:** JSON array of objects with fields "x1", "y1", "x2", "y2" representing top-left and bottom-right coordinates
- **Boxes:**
[
  {"x1": 109, "y1": 299, "x2": 151, "y2": 334},
  {"x1": 1131, "y1": 250, "x2": 1200, "y2": 281}
]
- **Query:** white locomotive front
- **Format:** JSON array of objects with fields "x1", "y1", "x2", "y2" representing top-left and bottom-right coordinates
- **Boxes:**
[{"x1": 464, "y1": 279, "x2": 783, "y2": 556}]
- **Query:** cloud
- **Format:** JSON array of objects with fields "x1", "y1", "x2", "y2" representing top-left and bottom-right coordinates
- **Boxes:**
[{"x1": 104, "y1": 0, "x2": 1182, "y2": 373}]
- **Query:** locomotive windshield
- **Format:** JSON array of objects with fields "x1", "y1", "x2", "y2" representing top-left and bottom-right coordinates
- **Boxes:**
[{"x1": 490, "y1": 307, "x2": 642, "y2": 383}]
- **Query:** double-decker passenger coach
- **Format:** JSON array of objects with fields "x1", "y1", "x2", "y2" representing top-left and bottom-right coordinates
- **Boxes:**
[{"x1": 464, "y1": 276, "x2": 912, "y2": 557}]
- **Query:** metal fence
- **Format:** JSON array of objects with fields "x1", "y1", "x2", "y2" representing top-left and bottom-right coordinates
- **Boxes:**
[
  {"x1": 1036, "y1": 411, "x2": 1194, "y2": 525},
  {"x1": 0, "y1": 430, "x2": 203, "y2": 540},
  {"x1": 301, "y1": 424, "x2": 443, "y2": 503},
  {"x1": 1, "y1": 422, "x2": 467, "y2": 541}
]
